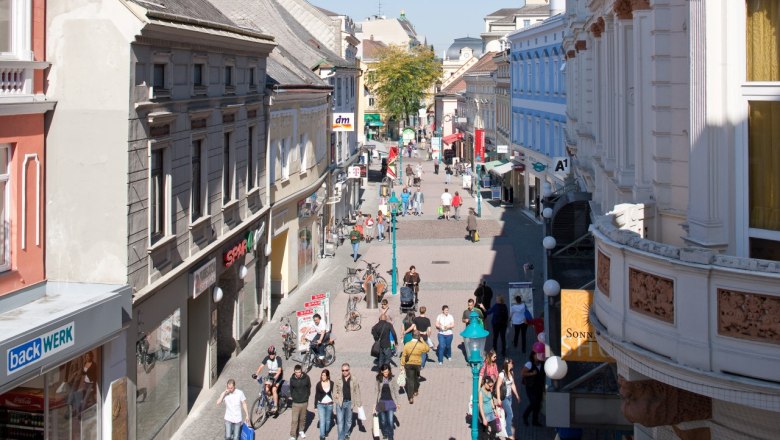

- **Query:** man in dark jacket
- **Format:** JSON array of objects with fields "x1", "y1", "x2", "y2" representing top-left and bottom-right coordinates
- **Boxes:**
[
  {"x1": 474, "y1": 279, "x2": 493, "y2": 311},
  {"x1": 288, "y1": 364, "x2": 311, "y2": 439},
  {"x1": 371, "y1": 315, "x2": 397, "y2": 369},
  {"x1": 486, "y1": 296, "x2": 510, "y2": 357}
]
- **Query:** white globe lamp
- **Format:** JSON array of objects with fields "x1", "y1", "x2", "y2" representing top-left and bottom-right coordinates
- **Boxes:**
[
  {"x1": 543, "y1": 279, "x2": 561, "y2": 297},
  {"x1": 542, "y1": 207, "x2": 553, "y2": 219},
  {"x1": 213, "y1": 286, "x2": 224, "y2": 303},
  {"x1": 544, "y1": 356, "x2": 568, "y2": 380},
  {"x1": 542, "y1": 236, "x2": 557, "y2": 250}
]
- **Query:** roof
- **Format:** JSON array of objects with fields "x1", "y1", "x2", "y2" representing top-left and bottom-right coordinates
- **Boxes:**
[
  {"x1": 128, "y1": 0, "x2": 237, "y2": 28},
  {"x1": 464, "y1": 51, "x2": 498, "y2": 74},
  {"x1": 362, "y1": 39, "x2": 387, "y2": 60},
  {"x1": 266, "y1": 46, "x2": 325, "y2": 87},
  {"x1": 486, "y1": 4, "x2": 551, "y2": 18},
  {"x1": 485, "y1": 7, "x2": 522, "y2": 18},
  {"x1": 315, "y1": 5, "x2": 339, "y2": 16},
  {"x1": 441, "y1": 77, "x2": 466, "y2": 95},
  {"x1": 446, "y1": 37, "x2": 484, "y2": 60}
]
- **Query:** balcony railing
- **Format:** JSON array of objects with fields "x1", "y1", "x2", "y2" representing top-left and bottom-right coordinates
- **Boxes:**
[{"x1": 0, "y1": 61, "x2": 51, "y2": 104}]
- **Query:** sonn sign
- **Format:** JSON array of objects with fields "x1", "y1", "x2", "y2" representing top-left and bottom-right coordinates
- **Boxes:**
[{"x1": 332, "y1": 113, "x2": 355, "y2": 132}]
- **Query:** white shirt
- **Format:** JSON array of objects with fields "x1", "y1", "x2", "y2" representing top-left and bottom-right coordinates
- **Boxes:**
[
  {"x1": 441, "y1": 192, "x2": 453, "y2": 206},
  {"x1": 223, "y1": 389, "x2": 246, "y2": 423},
  {"x1": 510, "y1": 303, "x2": 529, "y2": 325},
  {"x1": 306, "y1": 320, "x2": 329, "y2": 341},
  {"x1": 436, "y1": 313, "x2": 455, "y2": 336}
]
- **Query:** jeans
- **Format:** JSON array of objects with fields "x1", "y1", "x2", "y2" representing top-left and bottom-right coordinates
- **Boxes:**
[
  {"x1": 378, "y1": 409, "x2": 395, "y2": 439},
  {"x1": 445, "y1": 173, "x2": 451, "y2": 184},
  {"x1": 502, "y1": 394, "x2": 514, "y2": 437},
  {"x1": 454, "y1": 206, "x2": 460, "y2": 219},
  {"x1": 377, "y1": 347, "x2": 393, "y2": 369},
  {"x1": 318, "y1": 403, "x2": 333, "y2": 438},
  {"x1": 415, "y1": 201, "x2": 423, "y2": 215},
  {"x1": 513, "y1": 323, "x2": 528, "y2": 352},
  {"x1": 377, "y1": 223, "x2": 385, "y2": 240},
  {"x1": 404, "y1": 364, "x2": 421, "y2": 398},
  {"x1": 352, "y1": 242, "x2": 359, "y2": 261},
  {"x1": 437, "y1": 333, "x2": 453, "y2": 361},
  {"x1": 290, "y1": 402, "x2": 307, "y2": 436},
  {"x1": 402, "y1": 201, "x2": 408, "y2": 216},
  {"x1": 335, "y1": 400, "x2": 353, "y2": 440},
  {"x1": 224, "y1": 421, "x2": 241, "y2": 440}
]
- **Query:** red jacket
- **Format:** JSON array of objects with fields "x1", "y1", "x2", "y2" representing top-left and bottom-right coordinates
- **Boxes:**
[{"x1": 452, "y1": 195, "x2": 462, "y2": 207}]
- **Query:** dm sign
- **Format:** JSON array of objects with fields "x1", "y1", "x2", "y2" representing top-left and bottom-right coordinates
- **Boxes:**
[
  {"x1": 8, "y1": 322, "x2": 75, "y2": 375},
  {"x1": 332, "y1": 113, "x2": 355, "y2": 132}
]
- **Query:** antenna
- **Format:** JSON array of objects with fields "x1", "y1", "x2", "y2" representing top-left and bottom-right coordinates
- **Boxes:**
[{"x1": 378, "y1": 0, "x2": 382, "y2": 16}]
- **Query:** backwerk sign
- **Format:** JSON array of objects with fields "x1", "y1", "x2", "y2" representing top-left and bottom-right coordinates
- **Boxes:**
[
  {"x1": 560, "y1": 290, "x2": 614, "y2": 362},
  {"x1": 8, "y1": 322, "x2": 75, "y2": 375}
]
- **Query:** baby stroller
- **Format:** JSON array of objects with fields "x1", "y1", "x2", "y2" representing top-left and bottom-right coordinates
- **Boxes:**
[
  {"x1": 413, "y1": 176, "x2": 421, "y2": 187},
  {"x1": 399, "y1": 286, "x2": 417, "y2": 312}
]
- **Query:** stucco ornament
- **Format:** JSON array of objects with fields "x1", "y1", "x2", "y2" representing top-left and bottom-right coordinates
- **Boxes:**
[
  {"x1": 628, "y1": 268, "x2": 674, "y2": 323},
  {"x1": 613, "y1": 0, "x2": 634, "y2": 19},
  {"x1": 618, "y1": 376, "x2": 712, "y2": 427},
  {"x1": 597, "y1": 250, "x2": 610, "y2": 297},
  {"x1": 718, "y1": 289, "x2": 780, "y2": 345}
]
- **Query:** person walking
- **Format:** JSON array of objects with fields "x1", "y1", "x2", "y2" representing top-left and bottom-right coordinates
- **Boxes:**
[
  {"x1": 405, "y1": 164, "x2": 414, "y2": 186},
  {"x1": 401, "y1": 188, "x2": 411, "y2": 217},
  {"x1": 435, "y1": 305, "x2": 455, "y2": 364},
  {"x1": 510, "y1": 296, "x2": 531, "y2": 353},
  {"x1": 400, "y1": 331, "x2": 429, "y2": 403},
  {"x1": 414, "y1": 187, "x2": 424, "y2": 216},
  {"x1": 374, "y1": 364, "x2": 401, "y2": 440},
  {"x1": 333, "y1": 363, "x2": 361, "y2": 440},
  {"x1": 364, "y1": 213, "x2": 375, "y2": 243},
  {"x1": 486, "y1": 296, "x2": 509, "y2": 357},
  {"x1": 521, "y1": 349, "x2": 546, "y2": 427},
  {"x1": 479, "y1": 349, "x2": 499, "y2": 386},
  {"x1": 496, "y1": 359, "x2": 521, "y2": 440},
  {"x1": 467, "y1": 208, "x2": 478, "y2": 242},
  {"x1": 289, "y1": 364, "x2": 312, "y2": 440},
  {"x1": 474, "y1": 279, "x2": 494, "y2": 311},
  {"x1": 452, "y1": 191, "x2": 463, "y2": 220},
  {"x1": 415, "y1": 163, "x2": 423, "y2": 183},
  {"x1": 314, "y1": 369, "x2": 335, "y2": 440},
  {"x1": 376, "y1": 211, "x2": 386, "y2": 241},
  {"x1": 371, "y1": 315, "x2": 397, "y2": 369},
  {"x1": 444, "y1": 164, "x2": 453, "y2": 184},
  {"x1": 412, "y1": 306, "x2": 433, "y2": 368},
  {"x1": 402, "y1": 311, "x2": 417, "y2": 345},
  {"x1": 478, "y1": 377, "x2": 501, "y2": 439},
  {"x1": 462, "y1": 298, "x2": 485, "y2": 326},
  {"x1": 440, "y1": 188, "x2": 453, "y2": 220},
  {"x1": 434, "y1": 157, "x2": 440, "y2": 174},
  {"x1": 379, "y1": 298, "x2": 394, "y2": 324},
  {"x1": 216, "y1": 378, "x2": 249, "y2": 440},
  {"x1": 349, "y1": 227, "x2": 363, "y2": 262},
  {"x1": 402, "y1": 265, "x2": 421, "y2": 303}
]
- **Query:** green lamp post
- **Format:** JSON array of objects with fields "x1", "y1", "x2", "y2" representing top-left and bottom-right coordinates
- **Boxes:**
[
  {"x1": 388, "y1": 192, "x2": 401, "y2": 295},
  {"x1": 460, "y1": 311, "x2": 489, "y2": 440}
]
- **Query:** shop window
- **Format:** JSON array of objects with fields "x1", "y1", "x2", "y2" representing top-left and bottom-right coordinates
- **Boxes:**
[
  {"x1": 0, "y1": 145, "x2": 9, "y2": 271},
  {"x1": 238, "y1": 261, "x2": 259, "y2": 336},
  {"x1": 46, "y1": 348, "x2": 101, "y2": 440},
  {"x1": 748, "y1": 101, "x2": 780, "y2": 233},
  {"x1": 746, "y1": 0, "x2": 780, "y2": 81},
  {"x1": 136, "y1": 309, "x2": 181, "y2": 440}
]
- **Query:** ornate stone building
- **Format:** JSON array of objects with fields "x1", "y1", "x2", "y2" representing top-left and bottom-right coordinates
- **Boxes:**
[{"x1": 564, "y1": 0, "x2": 780, "y2": 438}]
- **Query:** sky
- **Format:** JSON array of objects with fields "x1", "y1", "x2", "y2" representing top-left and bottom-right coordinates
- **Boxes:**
[{"x1": 309, "y1": 0, "x2": 524, "y2": 57}]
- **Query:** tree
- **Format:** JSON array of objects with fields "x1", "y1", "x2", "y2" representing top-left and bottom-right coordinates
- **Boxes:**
[{"x1": 366, "y1": 45, "x2": 441, "y2": 130}]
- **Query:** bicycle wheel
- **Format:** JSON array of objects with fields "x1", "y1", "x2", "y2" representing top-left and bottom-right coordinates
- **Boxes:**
[
  {"x1": 322, "y1": 344, "x2": 336, "y2": 366},
  {"x1": 301, "y1": 352, "x2": 313, "y2": 373},
  {"x1": 250, "y1": 397, "x2": 269, "y2": 429},
  {"x1": 345, "y1": 311, "x2": 362, "y2": 332},
  {"x1": 343, "y1": 276, "x2": 361, "y2": 294},
  {"x1": 374, "y1": 276, "x2": 388, "y2": 296}
]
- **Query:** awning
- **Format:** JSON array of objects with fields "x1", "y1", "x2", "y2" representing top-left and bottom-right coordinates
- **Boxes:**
[
  {"x1": 490, "y1": 161, "x2": 515, "y2": 176},
  {"x1": 442, "y1": 132, "x2": 463, "y2": 145}
]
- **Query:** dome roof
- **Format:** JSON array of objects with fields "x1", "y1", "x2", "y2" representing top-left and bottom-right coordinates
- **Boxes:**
[{"x1": 446, "y1": 37, "x2": 483, "y2": 60}]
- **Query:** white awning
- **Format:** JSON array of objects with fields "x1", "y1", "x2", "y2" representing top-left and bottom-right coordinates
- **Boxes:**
[{"x1": 490, "y1": 162, "x2": 515, "y2": 176}]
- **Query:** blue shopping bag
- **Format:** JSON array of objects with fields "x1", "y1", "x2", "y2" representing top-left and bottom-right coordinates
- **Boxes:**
[{"x1": 240, "y1": 423, "x2": 255, "y2": 440}]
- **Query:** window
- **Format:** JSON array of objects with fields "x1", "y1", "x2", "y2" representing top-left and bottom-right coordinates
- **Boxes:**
[
  {"x1": 337, "y1": 78, "x2": 343, "y2": 107},
  {"x1": 44, "y1": 348, "x2": 101, "y2": 439},
  {"x1": 0, "y1": 145, "x2": 9, "y2": 270},
  {"x1": 369, "y1": 97, "x2": 375, "y2": 107},
  {"x1": 153, "y1": 63, "x2": 166, "y2": 89},
  {"x1": 193, "y1": 64, "x2": 204, "y2": 87},
  {"x1": 280, "y1": 137, "x2": 290, "y2": 179},
  {"x1": 223, "y1": 132, "x2": 233, "y2": 204},
  {"x1": 249, "y1": 67, "x2": 256, "y2": 88},
  {"x1": 224, "y1": 65, "x2": 233, "y2": 86},
  {"x1": 0, "y1": 0, "x2": 11, "y2": 53},
  {"x1": 150, "y1": 148, "x2": 167, "y2": 244},
  {"x1": 1, "y1": 0, "x2": 32, "y2": 59},
  {"x1": 247, "y1": 126, "x2": 255, "y2": 190},
  {"x1": 523, "y1": 19, "x2": 531, "y2": 27},
  {"x1": 191, "y1": 139, "x2": 205, "y2": 222},
  {"x1": 300, "y1": 133, "x2": 309, "y2": 172}
]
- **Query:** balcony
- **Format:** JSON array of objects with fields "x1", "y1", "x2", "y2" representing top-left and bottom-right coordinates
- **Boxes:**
[
  {"x1": 589, "y1": 205, "x2": 780, "y2": 412},
  {"x1": 0, "y1": 61, "x2": 54, "y2": 115}
]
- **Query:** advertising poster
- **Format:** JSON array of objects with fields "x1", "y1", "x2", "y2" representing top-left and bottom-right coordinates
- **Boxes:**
[
  {"x1": 296, "y1": 309, "x2": 314, "y2": 352},
  {"x1": 310, "y1": 293, "x2": 330, "y2": 326},
  {"x1": 560, "y1": 290, "x2": 614, "y2": 362},
  {"x1": 508, "y1": 282, "x2": 534, "y2": 316},
  {"x1": 475, "y1": 128, "x2": 485, "y2": 163}
]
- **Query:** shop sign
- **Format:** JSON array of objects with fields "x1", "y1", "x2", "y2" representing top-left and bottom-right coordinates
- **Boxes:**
[
  {"x1": 332, "y1": 113, "x2": 355, "y2": 132},
  {"x1": 347, "y1": 166, "x2": 361, "y2": 179},
  {"x1": 531, "y1": 162, "x2": 547, "y2": 172},
  {"x1": 513, "y1": 163, "x2": 525, "y2": 172},
  {"x1": 497, "y1": 145, "x2": 508, "y2": 154},
  {"x1": 560, "y1": 290, "x2": 614, "y2": 362},
  {"x1": 8, "y1": 322, "x2": 75, "y2": 375},
  {"x1": 553, "y1": 156, "x2": 570, "y2": 174},
  {"x1": 192, "y1": 258, "x2": 217, "y2": 299},
  {"x1": 308, "y1": 293, "x2": 330, "y2": 326},
  {"x1": 475, "y1": 129, "x2": 485, "y2": 163},
  {"x1": 298, "y1": 186, "x2": 326, "y2": 218},
  {"x1": 224, "y1": 229, "x2": 261, "y2": 268}
]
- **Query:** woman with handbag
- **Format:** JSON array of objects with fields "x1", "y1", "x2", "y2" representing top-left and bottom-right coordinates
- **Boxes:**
[
  {"x1": 478, "y1": 376, "x2": 501, "y2": 439},
  {"x1": 374, "y1": 364, "x2": 400, "y2": 440},
  {"x1": 400, "y1": 331, "x2": 429, "y2": 403},
  {"x1": 314, "y1": 369, "x2": 335, "y2": 440},
  {"x1": 479, "y1": 349, "x2": 499, "y2": 387},
  {"x1": 496, "y1": 360, "x2": 521, "y2": 440}
]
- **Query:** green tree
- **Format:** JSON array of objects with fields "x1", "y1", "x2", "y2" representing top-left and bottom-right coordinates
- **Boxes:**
[{"x1": 366, "y1": 45, "x2": 441, "y2": 130}]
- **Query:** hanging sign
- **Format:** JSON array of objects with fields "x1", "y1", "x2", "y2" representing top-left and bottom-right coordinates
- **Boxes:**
[{"x1": 560, "y1": 290, "x2": 614, "y2": 362}]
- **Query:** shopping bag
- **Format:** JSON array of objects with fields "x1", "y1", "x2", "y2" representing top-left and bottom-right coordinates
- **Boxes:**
[
  {"x1": 474, "y1": 231, "x2": 480, "y2": 242},
  {"x1": 357, "y1": 406, "x2": 367, "y2": 421},
  {"x1": 496, "y1": 407, "x2": 508, "y2": 437},
  {"x1": 372, "y1": 413, "x2": 381, "y2": 437},
  {"x1": 240, "y1": 422, "x2": 255, "y2": 440},
  {"x1": 437, "y1": 206, "x2": 444, "y2": 216},
  {"x1": 396, "y1": 371, "x2": 406, "y2": 387}
]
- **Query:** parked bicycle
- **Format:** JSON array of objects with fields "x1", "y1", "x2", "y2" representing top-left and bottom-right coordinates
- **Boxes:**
[
  {"x1": 278, "y1": 315, "x2": 297, "y2": 360},
  {"x1": 344, "y1": 292, "x2": 365, "y2": 332},
  {"x1": 361, "y1": 260, "x2": 388, "y2": 298},
  {"x1": 249, "y1": 375, "x2": 290, "y2": 428},
  {"x1": 342, "y1": 267, "x2": 364, "y2": 294},
  {"x1": 279, "y1": 315, "x2": 335, "y2": 372}
]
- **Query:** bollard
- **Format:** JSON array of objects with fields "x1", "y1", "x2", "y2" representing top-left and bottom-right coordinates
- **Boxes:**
[{"x1": 366, "y1": 282, "x2": 378, "y2": 309}]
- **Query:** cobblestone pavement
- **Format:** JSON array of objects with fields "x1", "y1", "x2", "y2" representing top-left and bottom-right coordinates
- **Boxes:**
[{"x1": 171, "y1": 153, "x2": 581, "y2": 440}]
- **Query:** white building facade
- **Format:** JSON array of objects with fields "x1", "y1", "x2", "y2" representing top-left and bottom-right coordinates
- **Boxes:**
[{"x1": 564, "y1": 0, "x2": 780, "y2": 438}]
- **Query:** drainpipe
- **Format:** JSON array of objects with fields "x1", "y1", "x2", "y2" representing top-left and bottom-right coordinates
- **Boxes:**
[{"x1": 263, "y1": 88, "x2": 275, "y2": 321}]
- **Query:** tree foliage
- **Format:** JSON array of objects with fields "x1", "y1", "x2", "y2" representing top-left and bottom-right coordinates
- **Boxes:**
[{"x1": 366, "y1": 45, "x2": 441, "y2": 125}]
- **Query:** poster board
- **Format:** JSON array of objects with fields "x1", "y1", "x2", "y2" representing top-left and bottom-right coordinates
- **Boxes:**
[
  {"x1": 508, "y1": 282, "x2": 534, "y2": 317},
  {"x1": 296, "y1": 309, "x2": 314, "y2": 352},
  {"x1": 306, "y1": 292, "x2": 330, "y2": 327},
  {"x1": 462, "y1": 174, "x2": 472, "y2": 189},
  {"x1": 491, "y1": 186, "x2": 501, "y2": 200},
  {"x1": 560, "y1": 290, "x2": 614, "y2": 362}
]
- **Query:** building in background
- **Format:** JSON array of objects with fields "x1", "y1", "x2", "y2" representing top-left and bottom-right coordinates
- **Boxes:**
[
  {"x1": 482, "y1": 2, "x2": 553, "y2": 52},
  {"x1": 460, "y1": 52, "x2": 498, "y2": 168},
  {"x1": 356, "y1": 10, "x2": 423, "y2": 54},
  {"x1": 562, "y1": 1, "x2": 780, "y2": 438}
]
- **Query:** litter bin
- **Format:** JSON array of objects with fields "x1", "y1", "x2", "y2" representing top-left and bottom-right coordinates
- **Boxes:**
[
  {"x1": 379, "y1": 183, "x2": 390, "y2": 198},
  {"x1": 366, "y1": 282, "x2": 378, "y2": 309}
]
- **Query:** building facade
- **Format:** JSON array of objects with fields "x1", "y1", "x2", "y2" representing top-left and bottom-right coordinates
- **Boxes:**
[
  {"x1": 482, "y1": 2, "x2": 554, "y2": 53},
  {"x1": 564, "y1": 0, "x2": 780, "y2": 438}
]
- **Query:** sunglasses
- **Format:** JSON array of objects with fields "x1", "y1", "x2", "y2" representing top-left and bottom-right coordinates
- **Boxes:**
[{"x1": 342, "y1": 369, "x2": 350, "y2": 372}]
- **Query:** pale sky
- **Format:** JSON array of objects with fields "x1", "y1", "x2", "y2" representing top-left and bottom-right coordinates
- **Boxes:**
[{"x1": 309, "y1": 0, "x2": 525, "y2": 57}]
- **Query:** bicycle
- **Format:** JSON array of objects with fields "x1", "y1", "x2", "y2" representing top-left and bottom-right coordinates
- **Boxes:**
[
  {"x1": 136, "y1": 333, "x2": 156, "y2": 374},
  {"x1": 343, "y1": 267, "x2": 364, "y2": 294},
  {"x1": 344, "y1": 292, "x2": 365, "y2": 332},
  {"x1": 279, "y1": 315, "x2": 297, "y2": 360},
  {"x1": 361, "y1": 260, "x2": 388, "y2": 297},
  {"x1": 249, "y1": 375, "x2": 290, "y2": 428}
]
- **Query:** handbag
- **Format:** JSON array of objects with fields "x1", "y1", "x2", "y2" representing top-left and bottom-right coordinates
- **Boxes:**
[
  {"x1": 357, "y1": 405, "x2": 367, "y2": 421},
  {"x1": 372, "y1": 413, "x2": 381, "y2": 437},
  {"x1": 397, "y1": 370, "x2": 406, "y2": 387},
  {"x1": 240, "y1": 423, "x2": 255, "y2": 440},
  {"x1": 371, "y1": 325, "x2": 388, "y2": 358},
  {"x1": 437, "y1": 206, "x2": 444, "y2": 216},
  {"x1": 474, "y1": 231, "x2": 480, "y2": 242},
  {"x1": 496, "y1": 407, "x2": 508, "y2": 437},
  {"x1": 404, "y1": 339, "x2": 421, "y2": 364}
]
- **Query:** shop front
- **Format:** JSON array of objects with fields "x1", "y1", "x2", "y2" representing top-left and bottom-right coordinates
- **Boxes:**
[
  {"x1": 297, "y1": 186, "x2": 325, "y2": 286},
  {"x1": 0, "y1": 282, "x2": 131, "y2": 440}
]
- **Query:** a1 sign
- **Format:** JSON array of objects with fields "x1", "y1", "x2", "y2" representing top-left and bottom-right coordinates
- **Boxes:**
[{"x1": 553, "y1": 157, "x2": 570, "y2": 174}]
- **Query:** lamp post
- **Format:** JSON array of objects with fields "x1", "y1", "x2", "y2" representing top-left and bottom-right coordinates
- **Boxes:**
[
  {"x1": 398, "y1": 138, "x2": 404, "y2": 185},
  {"x1": 460, "y1": 311, "x2": 489, "y2": 440},
  {"x1": 388, "y1": 192, "x2": 400, "y2": 295}
]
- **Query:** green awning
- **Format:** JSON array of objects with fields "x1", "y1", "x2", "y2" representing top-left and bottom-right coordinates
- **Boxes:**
[
  {"x1": 368, "y1": 121, "x2": 385, "y2": 127},
  {"x1": 364, "y1": 114, "x2": 381, "y2": 122},
  {"x1": 482, "y1": 160, "x2": 507, "y2": 173}
]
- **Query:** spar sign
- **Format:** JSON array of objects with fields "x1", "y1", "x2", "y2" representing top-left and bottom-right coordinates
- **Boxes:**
[
  {"x1": 8, "y1": 322, "x2": 75, "y2": 375},
  {"x1": 333, "y1": 113, "x2": 355, "y2": 132}
]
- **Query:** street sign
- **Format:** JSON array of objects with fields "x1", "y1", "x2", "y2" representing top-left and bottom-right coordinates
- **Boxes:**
[
  {"x1": 553, "y1": 156, "x2": 570, "y2": 174},
  {"x1": 497, "y1": 145, "x2": 508, "y2": 154},
  {"x1": 347, "y1": 166, "x2": 361, "y2": 179}
]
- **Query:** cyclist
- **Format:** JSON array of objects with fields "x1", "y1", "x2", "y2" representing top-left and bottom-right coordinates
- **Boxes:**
[
  {"x1": 252, "y1": 346, "x2": 283, "y2": 413},
  {"x1": 306, "y1": 314, "x2": 330, "y2": 360}
]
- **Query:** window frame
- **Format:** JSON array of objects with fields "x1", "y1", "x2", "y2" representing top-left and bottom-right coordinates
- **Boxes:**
[
  {"x1": 0, "y1": 145, "x2": 10, "y2": 271},
  {"x1": 190, "y1": 137, "x2": 207, "y2": 223},
  {"x1": 280, "y1": 137, "x2": 290, "y2": 180},
  {"x1": 247, "y1": 125, "x2": 257, "y2": 191},
  {"x1": 223, "y1": 130, "x2": 235, "y2": 205},
  {"x1": 0, "y1": 0, "x2": 32, "y2": 60},
  {"x1": 149, "y1": 142, "x2": 170, "y2": 246}
]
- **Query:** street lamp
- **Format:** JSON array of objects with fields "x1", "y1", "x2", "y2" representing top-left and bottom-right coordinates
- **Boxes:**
[
  {"x1": 388, "y1": 192, "x2": 400, "y2": 295},
  {"x1": 460, "y1": 311, "x2": 489, "y2": 440},
  {"x1": 397, "y1": 138, "x2": 404, "y2": 185}
]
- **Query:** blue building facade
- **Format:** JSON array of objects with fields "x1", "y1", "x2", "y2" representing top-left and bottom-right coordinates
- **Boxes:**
[{"x1": 507, "y1": 14, "x2": 567, "y2": 212}]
